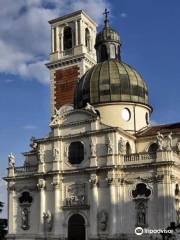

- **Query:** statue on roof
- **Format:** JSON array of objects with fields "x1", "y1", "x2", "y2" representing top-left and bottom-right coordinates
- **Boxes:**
[{"x1": 8, "y1": 153, "x2": 15, "y2": 168}]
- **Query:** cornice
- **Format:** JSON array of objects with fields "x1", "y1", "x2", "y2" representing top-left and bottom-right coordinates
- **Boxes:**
[{"x1": 46, "y1": 53, "x2": 95, "y2": 70}]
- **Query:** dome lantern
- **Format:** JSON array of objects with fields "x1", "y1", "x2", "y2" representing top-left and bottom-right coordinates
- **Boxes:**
[{"x1": 95, "y1": 9, "x2": 122, "y2": 62}]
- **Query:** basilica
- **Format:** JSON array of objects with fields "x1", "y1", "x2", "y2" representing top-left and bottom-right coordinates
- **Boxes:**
[{"x1": 5, "y1": 10, "x2": 180, "y2": 240}]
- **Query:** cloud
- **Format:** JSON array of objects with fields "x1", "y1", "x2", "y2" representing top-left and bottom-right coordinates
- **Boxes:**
[
  {"x1": 0, "y1": 0, "x2": 110, "y2": 84},
  {"x1": 23, "y1": 125, "x2": 38, "y2": 130}
]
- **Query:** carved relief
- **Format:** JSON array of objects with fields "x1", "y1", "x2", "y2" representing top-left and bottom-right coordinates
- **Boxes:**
[
  {"x1": 97, "y1": 210, "x2": 108, "y2": 232},
  {"x1": 43, "y1": 210, "x2": 53, "y2": 232},
  {"x1": 64, "y1": 183, "x2": 86, "y2": 206}
]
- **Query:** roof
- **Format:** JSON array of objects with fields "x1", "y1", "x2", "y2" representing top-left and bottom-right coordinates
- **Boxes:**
[
  {"x1": 74, "y1": 60, "x2": 150, "y2": 109},
  {"x1": 136, "y1": 122, "x2": 180, "y2": 137},
  {"x1": 48, "y1": 10, "x2": 97, "y2": 26}
]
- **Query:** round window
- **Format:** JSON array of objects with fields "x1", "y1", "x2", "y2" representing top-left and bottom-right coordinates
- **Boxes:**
[{"x1": 122, "y1": 108, "x2": 131, "y2": 121}]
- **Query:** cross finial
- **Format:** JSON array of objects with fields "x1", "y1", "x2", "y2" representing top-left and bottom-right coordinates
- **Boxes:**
[{"x1": 103, "y1": 8, "x2": 110, "y2": 27}]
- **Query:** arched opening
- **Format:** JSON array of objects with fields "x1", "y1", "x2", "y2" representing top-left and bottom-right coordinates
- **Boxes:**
[
  {"x1": 63, "y1": 26, "x2": 72, "y2": 50},
  {"x1": 100, "y1": 44, "x2": 108, "y2": 61},
  {"x1": 85, "y1": 28, "x2": 90, "y2": 51},
  {"x1": 68, "y1": 141, "x2": 84, "y2": 164},
  {"x1": 109, "y1": 43, "x2": 116, "y2": 59},
  {"x1": 148, "y1": 143, "x2": 158, "y2": 153},
  {"x1": 126, "y1": 142, "x2": 131, "y2": 155},
  {"x1": 68, "y1": 214, "x2": 85, "y2": 240}
]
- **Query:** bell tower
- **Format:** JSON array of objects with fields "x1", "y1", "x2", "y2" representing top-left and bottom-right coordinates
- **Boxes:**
[{"x1": 46, "y1": 10, "x2": 97, "y2": 115}]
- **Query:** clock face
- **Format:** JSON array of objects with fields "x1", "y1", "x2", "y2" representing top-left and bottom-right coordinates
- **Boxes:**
[{"x1": 122, "y1": 108, "x2": 131, "y2": 121}]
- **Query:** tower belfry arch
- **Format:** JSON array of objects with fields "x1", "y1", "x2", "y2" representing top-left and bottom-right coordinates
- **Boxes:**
[{"x1": 46, "y1": 10, "x2": 97, "y2": 115}]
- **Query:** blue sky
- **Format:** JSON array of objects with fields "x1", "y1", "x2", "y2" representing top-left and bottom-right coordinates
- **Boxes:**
[{"x1": 0, "y1": 0, "x2": 180, "y2": 216}]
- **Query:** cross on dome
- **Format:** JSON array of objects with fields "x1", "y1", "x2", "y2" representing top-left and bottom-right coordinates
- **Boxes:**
[{"x1": 103, "y1": 8, "x2": 110, "y2": 27}]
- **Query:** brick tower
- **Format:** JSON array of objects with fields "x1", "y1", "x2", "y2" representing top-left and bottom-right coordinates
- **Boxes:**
[{"x1": 46, "y1": 10, "x2": 97, "y2": 115}]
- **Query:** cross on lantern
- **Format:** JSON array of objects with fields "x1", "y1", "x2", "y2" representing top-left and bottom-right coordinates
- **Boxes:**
[{"x1": 103, "y1": 8, "x2": 110, "y2": 27}]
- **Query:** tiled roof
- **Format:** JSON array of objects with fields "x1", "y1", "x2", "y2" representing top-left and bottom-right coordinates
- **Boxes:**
[{"x1": 136, "y1": 122, "x2": 180, "y2": 137}]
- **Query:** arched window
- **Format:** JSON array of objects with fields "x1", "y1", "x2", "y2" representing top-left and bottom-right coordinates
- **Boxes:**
[
  {"x1": 126, "y1": 142, "x2": 131, "y2": 155},
  {"x1": 68, "y1": 214, "x2": 85, "y2": 240},
  {"x1": 63, "y1": 26, "x2": 72, "y2": 50},
  {"x1": 68, "y1": 141, "x2": 84, "y2": 164},
  {"x1": 148, "y1": 143, "x2": 158, "y2": 153},
  {"x1": 100, "y1": 44, "x2": 108, "y2": 62},
  {"x1": 85, "y1": 28, "x2": 90, "y2": 50},
  {"x1": 109, "y1": 44, "x2": 116, "y2": 59}
]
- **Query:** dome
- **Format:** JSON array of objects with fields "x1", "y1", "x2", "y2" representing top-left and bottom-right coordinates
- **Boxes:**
[
  {"x1": 95, "y1": 26, "x2": 121, "y2": 47},
  {"x1": 74, "y1": 60, "x2": 149, "y2": 108}
]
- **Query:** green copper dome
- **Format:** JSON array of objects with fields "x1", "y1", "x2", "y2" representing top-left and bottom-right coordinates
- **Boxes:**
[{"x1": 74, "y1": 60, "x2": 149, "y2": 108}]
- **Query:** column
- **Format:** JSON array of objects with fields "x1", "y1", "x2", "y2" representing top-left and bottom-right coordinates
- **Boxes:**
[
  {"x1": 52, "y1": 175, "x2": 60, "y2": 234},
  {"x1": 89, "y1": 174, "x2": 99, "y2": 237},
  {"x1": 79, "y1": 20, "x2": 83, "y2": 45},
  {"x1": 8, "y1": 182, "x2": 16, "y2": 234},
  {"x1": 75, "y1": 21, "x2": 78, "y2": 46},
  {"x1": 37, "y1": 179, "x2": 46, "y2": 234},
  {"x1": 107, "y1": 175, "x2": 117, "y2": 236}
]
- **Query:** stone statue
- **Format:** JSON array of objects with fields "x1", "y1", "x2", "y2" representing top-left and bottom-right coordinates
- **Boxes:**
[
  {"x1": 21, "y1": 208, "x2": 29, "y2": 230},
  {"x1": 156, "y1": 131, "x2": 164, "y2": 150},
  {"x1": 29, "y1": 136, "x2": 37, "y2": 150},
  {"x1": 137, "y1": 211, "x2": 146, "y2": 226},
  {"x1": 38, "y1": 147, "x2": 44, "y2": 163},
  {"x1": 43, "y1": 210, "x2": 53, "y2": 232},
  {"x1": 53, "y1": 148, "x2": 60, "y2": 161},
  {"x1": 90, "y1": 139, "x2": 96, "y2": 157},
  {"x1": 52, "y1": 107, "x2": 59, "y2": 119},
  {"x1": 106, "y1": 136, "x2": 113, "y2": 155},
  {"x1": 85, "y1": 102, "x2": 97, "y2": 114},
  {"x1": 118, "y1": 137, "x2": 126, "y2": 154},
  {"x1": 8, "y1": 153, "x2": 15, "y2": 168},
  {"x1": 166, "y1": 132, "x2": 173, "y2": 151},
  {"x1": 98, "y1": 210, "x2": 108, "y2": 231}
]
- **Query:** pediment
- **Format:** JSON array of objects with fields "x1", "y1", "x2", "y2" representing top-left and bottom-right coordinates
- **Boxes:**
[{"x1": 50, "y1": 109, "x2": 98, "y2": 128}]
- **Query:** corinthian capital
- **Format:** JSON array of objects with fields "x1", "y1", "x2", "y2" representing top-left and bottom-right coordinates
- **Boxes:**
[{"x1": 37, "y1": 179, "x2": 46, "y2": 190}]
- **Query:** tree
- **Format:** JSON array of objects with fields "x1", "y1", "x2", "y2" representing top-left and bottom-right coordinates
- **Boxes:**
[{"x1": 0, "y1": 201, "x2": 7, "y2": 239}]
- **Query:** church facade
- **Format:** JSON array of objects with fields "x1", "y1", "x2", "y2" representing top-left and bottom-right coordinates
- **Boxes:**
[{"x1": 5, "y1": 10, "x2": 180, "y2": 240}]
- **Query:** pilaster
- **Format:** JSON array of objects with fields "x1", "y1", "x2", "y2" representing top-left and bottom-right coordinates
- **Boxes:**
[{"x1": 37, "y1": 179, "x2": 46, "y2": 234}]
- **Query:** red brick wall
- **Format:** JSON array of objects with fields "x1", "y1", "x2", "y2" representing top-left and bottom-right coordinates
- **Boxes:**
[{"x1": 54, "y1": 66, "x2": 80, "y2": 109}]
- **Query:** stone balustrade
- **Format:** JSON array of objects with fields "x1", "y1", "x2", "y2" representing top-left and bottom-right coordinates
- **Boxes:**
[{"x1": 14, "y1": 165, "x2": 38, "y2": 175}]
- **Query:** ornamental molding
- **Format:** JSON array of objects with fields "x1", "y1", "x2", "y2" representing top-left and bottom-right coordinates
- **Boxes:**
[
  {"x1": 34, "y1": 127, "x2": 118, "y2": 143},
  {"x1": 89, "y1": 174, "x2": 98, "y2": 187},
  {"x1": 37, "y1": 179, "x2": 46, "y2": 190},
  {"x1": 46, "y1": 54, "x2": 95, "y2": 70}
]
